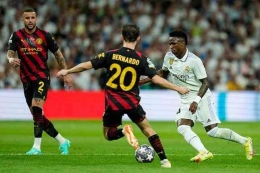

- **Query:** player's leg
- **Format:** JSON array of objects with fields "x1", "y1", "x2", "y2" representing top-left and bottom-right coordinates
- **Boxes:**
[
  {"x1": 175, "y1": 103, "x2": 213, "y2": 162},
  {"x1": 42, "y1": 115, "x2": 70, "y2": 155},
  {"x1": 176, "y1": 106, "x2": 210, "y2": 152},
  {"x1": 177, "y1": 118, "x2": 213, "y2": 162},
  {"x1": 205, "y1": 124, "x2": 253, "y2": 160},
  {"x1": 200, "y1": 94, "x2": 253, "y2": 160},
  {"x1": 102, "y1": 108, "x2": 125, "y2": 141},
  {"x1": 39, "y1": 78, "x2": 70, "y2": 155},
  {"x1": 23, "y1": 81, "x2": 42, "y2": 155},
  {"x1": 129, "y1": 105, "x2": 171, "y2": 168}
]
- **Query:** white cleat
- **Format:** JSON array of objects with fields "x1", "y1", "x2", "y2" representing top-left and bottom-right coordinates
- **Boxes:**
[{"x1": 161, "y1": 159, "x2": 171, "y2": 168}]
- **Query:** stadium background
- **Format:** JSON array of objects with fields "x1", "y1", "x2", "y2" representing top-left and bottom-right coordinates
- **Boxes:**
[{"x1": 0, "y1": 0, "x2": 259, "y2": 121}]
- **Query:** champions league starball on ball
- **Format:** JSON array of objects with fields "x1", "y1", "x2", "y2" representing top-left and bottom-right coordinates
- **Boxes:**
[{"x1": 135, "y1": 144, "x2": 155, "y2": 163}]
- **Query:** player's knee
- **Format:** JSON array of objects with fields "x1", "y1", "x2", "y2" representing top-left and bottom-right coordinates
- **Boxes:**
[
  {"x1": 32, "y1": 106, "x2": 42, "y2": 113},
  {"x1": 207, "y1": 127, "x2": 218, "y2": 137},
  {"x1": 177, "y1": 125, "x2": 191, "y2": 135}
]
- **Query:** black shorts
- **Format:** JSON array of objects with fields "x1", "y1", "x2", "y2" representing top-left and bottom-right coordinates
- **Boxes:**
[
  {"x1": 103, "y1": 104, "x2": 146, "y2": 127},
  {"x1": 22, "y1": 77, "x2": 50, "y2": 107}
]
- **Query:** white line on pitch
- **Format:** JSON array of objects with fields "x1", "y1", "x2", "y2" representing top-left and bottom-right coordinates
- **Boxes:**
[{"x1": 0, "y1": 153, "x2": 259, "y2": 156}]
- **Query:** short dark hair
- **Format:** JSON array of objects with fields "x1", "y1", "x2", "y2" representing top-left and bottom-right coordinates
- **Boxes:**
[
  {"x1": 23, "y1": 7, "x2": 36, "y2": 13},
  {"x1": 169, "y1": 30, "x2": 188, "y2": 45},
  {"x1": 122, "y1": 24, "x2": 140, "y2": 42}
]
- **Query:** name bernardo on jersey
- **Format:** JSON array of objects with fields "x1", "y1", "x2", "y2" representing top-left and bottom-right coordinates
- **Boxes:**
[{"x1": 112, "y1": 54, "x2": 139, "y2": 65}]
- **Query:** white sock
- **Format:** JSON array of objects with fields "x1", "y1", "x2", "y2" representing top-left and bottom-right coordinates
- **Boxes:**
[
  {"x1": 55, "y1": 133, "x2": 66, "y2": 144},
  {"x1": 178, "y1": 125, "x2": 208, "y2": 152},
  {"x1": 207, "y1": 127, "x2": 247, "y2": 145},
  {"x1": 32, "y1": 138, "x2": 42, "y2": 150}
]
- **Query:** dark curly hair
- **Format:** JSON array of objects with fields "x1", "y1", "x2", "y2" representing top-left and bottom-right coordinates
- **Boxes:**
[{"x1": 169, "y1": 30, "x2": 188, "y2": 45}]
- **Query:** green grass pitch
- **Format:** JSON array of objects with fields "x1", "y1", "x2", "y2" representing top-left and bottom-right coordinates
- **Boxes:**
[{"x1": 0, "y1": 121, "x2": 259, "y2": 173}]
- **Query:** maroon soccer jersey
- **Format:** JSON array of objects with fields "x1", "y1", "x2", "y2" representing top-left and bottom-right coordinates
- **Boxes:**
[
  {"x1": 91, "y1": 47, "x2": 157, "y2": 110},
  {"x1": 8, "y1": 27, "x2": 59, "y2": 82}
]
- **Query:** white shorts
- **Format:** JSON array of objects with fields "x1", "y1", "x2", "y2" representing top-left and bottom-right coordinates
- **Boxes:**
[{"x1": 175, "y1": 93, "x2": 221, "y2": 127}]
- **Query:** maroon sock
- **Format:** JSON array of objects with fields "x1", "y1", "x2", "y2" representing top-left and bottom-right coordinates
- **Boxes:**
[
  {"x1": 32, "y1": 106, "x2": 44, "y2": 138},
  {"x1": 43, "y1": 115, "x2": 58, "y2": 138},
  {"x1": 107, "y1": 127, "x2": 124, "y2": 140},
  {"x1": 149, "y1": 134, "x2": 167, "y2": 160}
]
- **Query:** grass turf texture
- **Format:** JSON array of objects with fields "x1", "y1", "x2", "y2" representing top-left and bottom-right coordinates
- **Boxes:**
[{"x1": 0, "y1": 121, "x2": 259, "y2": 173}]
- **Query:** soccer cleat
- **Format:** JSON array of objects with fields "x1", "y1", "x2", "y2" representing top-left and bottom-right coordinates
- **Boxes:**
[
  {"x1": 160, "y1": 159, "x2": 171, "y2": 168},
  {"x1": 26, "y1": 148, "x2": 42, "y2": 155},
  {"x1": 190, "y1": 151, "x2": 213, "y2": 163},
  {"x1": 59, "y1": 139, "x2": 71, "y2": 155},
  {"x1": 123, "y1": 124, "x2": 139, "y2": 149},
  {"x1": 243, "y1": 137, "x2": 254, "y2": 160}
]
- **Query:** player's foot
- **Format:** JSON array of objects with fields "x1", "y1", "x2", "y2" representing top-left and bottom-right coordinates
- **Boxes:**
[
  {"x1": 26, "y1": 148, "x2": 41, "y2": 155},
  {"x1": 190, "y1": 151, "x2": 213, "y2": 163},
  {"x1": 160, "y1": 159, "x2": 171, "y2": 168},
  {"x1": 123, "y1": 124, "x2": 139, "y2": 149},
  {"x1": 243, "y1": 137, "x2": 254, "y2": 160},
  {"x1": 59, "y1": 139, "x2": 70, "y2": 155}
]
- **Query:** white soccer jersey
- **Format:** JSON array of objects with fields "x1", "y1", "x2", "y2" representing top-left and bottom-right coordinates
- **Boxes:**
[{"x1": 162, "y1": 49, "x2": 210, "y2": 103}]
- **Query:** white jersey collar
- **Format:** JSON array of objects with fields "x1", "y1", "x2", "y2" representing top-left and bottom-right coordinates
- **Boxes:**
[{"x1": 174, "y1": 48, "x2": 189, "y2": 62}]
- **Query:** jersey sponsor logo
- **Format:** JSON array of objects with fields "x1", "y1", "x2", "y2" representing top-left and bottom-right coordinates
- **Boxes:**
[
  {"x1": 172, "y1": 73, "x2": 190, "y2": 82},
  {"x1": 20, "y1": 47, "x2": 43, "y2": 55},
  {"x1": 36, "y1": 38, "x2": 43, "y2": 44},
  {"x1": 112, "y1": 54, "x2": 140, "y2": 65}
]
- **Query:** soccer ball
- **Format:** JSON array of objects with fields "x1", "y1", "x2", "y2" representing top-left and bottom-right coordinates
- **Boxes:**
[{"x1": 135, "y1": 144, "x2": 155, "y2": 163}]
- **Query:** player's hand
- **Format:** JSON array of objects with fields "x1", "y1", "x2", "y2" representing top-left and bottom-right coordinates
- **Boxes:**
[
  {"x1": 57, "y1": 69, "x2": 69, "y2": 77},
  {"x1": 63, "y1": 74, "x2": 72, "y2": 89},
  {"x1": 177, "y1": 86, "x2": 190, "y2": 95},
  {"x1": 8, "y1": 58, "x2": 21, "y2": 67},
  {"x1": 189, "y1": 102, "x2": 198, "y2": 114}
]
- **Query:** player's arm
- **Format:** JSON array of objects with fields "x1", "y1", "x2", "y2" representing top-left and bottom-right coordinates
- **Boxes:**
[
  {"x1": 189, "y1": 77, "x2": 209, "y2": 114},
  {"x1": 53, "y1": 49, "x2": 73, "y2": 88},
  {"x1": 151, "y1": 75, "x2": 189, "y2": 94},
  {"x1": 7, "y1": 50, "x2": 20, "y2": 67},
  {"x1": 53, "y1": 49, "x2": 68, "y2": 69},
  {"x1": 139, "y1": 69, "x2": 169, "y2": 85},
  {"x1": 7, "y1": 33, "x2": 20, "y2": 67},
  {"x1": 197, "y1": 78, "x2": 210, "y2": 98},
  {"x1": 189, "y1": 58, "x2": 209, "y2": 114},
  {"x1": 57, "y1": 61, "x2": 93, "y2": 77}
]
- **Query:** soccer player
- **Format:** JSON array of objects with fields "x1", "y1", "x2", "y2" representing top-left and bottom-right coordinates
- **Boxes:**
[
  {"x1": 139, "y1": 30, "x2": 254, "y2": 162},
  {"x1": 57, "y1": 24, "x2": 190, "y2": 168},
  {"x1": 7, "y1": 7, "x2": 72, "y2": 155}
]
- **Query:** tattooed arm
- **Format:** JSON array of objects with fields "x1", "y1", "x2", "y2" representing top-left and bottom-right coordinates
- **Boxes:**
[
  {"x1": 53, "y1": 49, "x2": 72, "y2": 88},
  {"x1": 7, "y1": 50, "x2": 20, "y2": 67},
  {"x1": 53, "y1": 49, "x2": 67, "y2": 69},
  {"x1": 189, "y1": 77, "x2": 209, "y2": 114}
]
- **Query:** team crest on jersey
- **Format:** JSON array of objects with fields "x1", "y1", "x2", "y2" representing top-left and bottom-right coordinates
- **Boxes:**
[
  {"x1": 184, "y1": 66, "x2": 190, "y2": 72},
  {"x1": 36, "y1": 38, "x2": 43, "y2": 44},
  {"x1": 169, "y1": 58, "x2": 174, "y2": 65}
]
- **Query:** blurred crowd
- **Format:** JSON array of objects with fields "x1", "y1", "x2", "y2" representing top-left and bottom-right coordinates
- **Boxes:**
[{"x1": 0, "y1": 0, "x2": 259, "y2": 91}]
